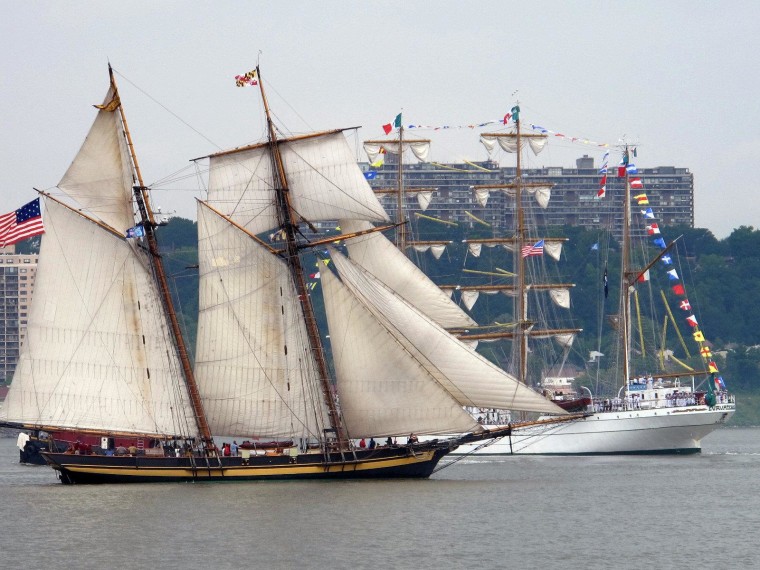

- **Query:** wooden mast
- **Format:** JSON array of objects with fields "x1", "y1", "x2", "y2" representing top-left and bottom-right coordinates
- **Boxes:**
[
  {"x1": 108, "y1": 64, "x2": 214, "y2": 448},
  {"x1": 513, "y1": 110, "x2": 530, "y2": 385},
  {"x1": 255, "y1": 66, "x2": 347, "y2": 448},
  {"x1": 397, "y1": 121, "x2": 406, "y2": 252}
]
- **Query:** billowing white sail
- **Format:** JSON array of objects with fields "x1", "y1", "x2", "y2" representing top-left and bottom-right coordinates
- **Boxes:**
[
  {"x1": 207, "y1": 131, "x2": 389, "y2": 234},
  {"x1": 58, "y1": 87, "x2": 137, "y2": 235},
  {"x1": 194, "y1": 204, "x2": 331, "y2": 439},
  {"x1": 0, "y1": 200, "x2": 199, "y2": 438},
  {"x1": 340, "y1": 220, "x2": 476, "y2": 329},
  {"x1": 326, "y1": 249, "x2": 565, "y2": 438}
]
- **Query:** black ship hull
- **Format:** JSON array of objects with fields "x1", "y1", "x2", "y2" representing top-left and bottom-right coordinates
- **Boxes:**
[{"x1": 42, "y1": 441, "x2": 455, "y2": 484}]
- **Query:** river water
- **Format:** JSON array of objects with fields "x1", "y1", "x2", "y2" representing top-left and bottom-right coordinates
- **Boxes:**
[{"x1": 1, "y1": 427, "x2": 757, "y2": 569}]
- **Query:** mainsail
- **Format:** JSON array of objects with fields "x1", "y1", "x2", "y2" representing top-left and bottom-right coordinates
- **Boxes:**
[{"x1": 0, "y1": 85, "x2": 199, "y2": 439}]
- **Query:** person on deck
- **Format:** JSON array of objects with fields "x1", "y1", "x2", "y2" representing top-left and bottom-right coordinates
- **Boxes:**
[{"x1": 359, "y1": 438, "x2": 367, "y2": 449}]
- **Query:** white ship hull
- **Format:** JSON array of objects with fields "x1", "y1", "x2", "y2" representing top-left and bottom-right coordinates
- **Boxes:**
[{"x1": 434, "y1": 403, "x2": 735, "y2": 455}]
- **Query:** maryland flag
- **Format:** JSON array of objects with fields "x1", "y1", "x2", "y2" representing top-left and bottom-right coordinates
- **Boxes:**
[
  {"x1": 693, "y1": 330, "x2": 705, "y2": 342},
  {"x1": 235, "y1": 69, "x2": 258, "y2": 87}
]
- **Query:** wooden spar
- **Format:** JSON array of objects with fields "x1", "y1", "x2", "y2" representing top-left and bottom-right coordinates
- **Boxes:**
[
  {"x1": 471, "y1": 182, "x2": 554, "y2": 190},
  {"x1": 255, "y1": 66, "x2": 346, "y2": 448},
  {"x1": 456, "y1": 327, "x2": 582, "y2": 342},
  {"x1": 300, "y1": 223, "x2": 399, "y2": 249},
  {"x1": 515, "y1": 113, "x2": 529, "y2": 386},
  {"x1": 197, "y1": 199, "x2": 281, "y2": 255},
  {"x1": 438, "y1": 283, "x2": 576, "y2": 293},
  {"x1": 457, "y1": 413, "x2": 588, "y2": 445},
  {"x1": 34, "y1": 190, "x2": 126, "y2": 240},
  {"x1": 108, "y1": 65, "x2": 214, "y2": 449},
  {"x1": 371, "y1": 187, "x2": 436, "y2": 194},
  {"x1": 627, "y1": 239, "x2": 678, "y2": 286}
]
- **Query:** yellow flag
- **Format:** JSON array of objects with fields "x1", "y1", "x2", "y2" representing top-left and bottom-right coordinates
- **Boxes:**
[
  {"x1": 693, "y1": 330, "x2": 705, "y2": 342},
  {"x1": 94, "y1": 94, "x2": 121, "y2": 112}
]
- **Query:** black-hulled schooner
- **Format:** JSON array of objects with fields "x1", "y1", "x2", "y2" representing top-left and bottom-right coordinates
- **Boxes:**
[{"x1": 0, "y1": 66, "x2": 566, "y2": 483}]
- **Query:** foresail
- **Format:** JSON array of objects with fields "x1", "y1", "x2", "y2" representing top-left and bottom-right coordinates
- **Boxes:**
[
  {"x1": 340, "y1": 219, "x2": 477, "y2": 329},
  {"x1": 0, "y1": 200, "x2": 199, "y2": 438},
  {"x1": 321, "y1": 267, "x2": 477, "y2": 437},
  {"x1": 207, "y1": 131, "x2": 389, "y2": 234},
  {"x1": 194, "y1": 204, "x2": 331, "y2": 439},
  {"x1": 58, "y1": 87, "x2": 136, "y2": 234},
  {"x1": 326, "y1": 249, "x2": 565, "y2": 436}
]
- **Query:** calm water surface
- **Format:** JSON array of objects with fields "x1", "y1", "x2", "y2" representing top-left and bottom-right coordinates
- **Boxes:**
[{"x1": 1, "y1": 428, "x2": 757, "y2": 569}]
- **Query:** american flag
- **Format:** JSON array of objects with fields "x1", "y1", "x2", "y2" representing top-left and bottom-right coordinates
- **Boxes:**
[
  {"x1": 0, "y1": 198, "x2": 45, "y2": 247},
  {"x1": 521, "y1": 239, "x2": 544, "y2": 258}
]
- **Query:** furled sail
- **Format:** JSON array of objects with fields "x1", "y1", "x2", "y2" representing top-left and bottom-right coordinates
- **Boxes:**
[
  {"x1": 57, "y1": 87, "x2": 136, "y2": 235},
  {"x1": 194, "y1": 204, "x2": 331, "y2": 439},
  {"x1": 206, "y1": 131, "x2": 389, "y2": 234},
  {"x1": 363, "y1": 141, "x2": 431, "y2": 163},
  {"x1": 325, "y1": 249, "x2": 565, "y2": 437},
  {"x1": 480, "y1": 133, "x2": 548, "y2": 155},
  {"x1": 340, "y1": 219, "x2": 477, "y2": 329},
  {"x1": 0, "y1": 200, "x2": 199, "y2": 438}
]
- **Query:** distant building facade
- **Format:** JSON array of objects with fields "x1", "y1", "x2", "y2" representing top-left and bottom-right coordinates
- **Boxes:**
[
  {"x1": 363, "y1": 155, "x2": 694, "y2": 240},
  {"x1": 0, "y1": 246, "x2": 37, "y2": 383}
]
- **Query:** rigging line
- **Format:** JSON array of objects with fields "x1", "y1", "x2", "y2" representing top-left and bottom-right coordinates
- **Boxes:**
[{"x1": 113, "y1": 69, "x2": 224, "y2": 153}]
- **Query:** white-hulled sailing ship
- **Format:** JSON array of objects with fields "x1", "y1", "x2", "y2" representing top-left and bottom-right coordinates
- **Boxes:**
[
  {"x1": 0, "y1": 65, "x2": 575, "y2": 483},
  {"x1": 362, "y1": 109, "x2": 734, "y2": 455}
]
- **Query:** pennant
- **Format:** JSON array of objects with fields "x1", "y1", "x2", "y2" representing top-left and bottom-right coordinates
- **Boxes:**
[
  {"x1": 679, "y1": 299, "x2": 691, "y2": 311},
  {"x1": 627, "y1": 164, "x2": 638, "y2": 175},
  {"x1": 685, "y1": 315, "x2": 698, "y2": 327},
  {"x1": 667, "y1": 269, "x2": 679, "y2": 280},
  {"x1": 617, "y1": 166, "x2": 627, "y2": 177},
  {"x1": 382, "y1": 123, "x2": 393, "y2": 135},
  {"x1": 708, "y1": 361, "x2": 719, "y2": 373},
  {"x1": 716, "y1": 376, "x2": 726, "y2": 390},
  {"x1": 634, "y1": 193, "x2": 649, "y2": 205},
  {"x1": 693, "y1": 330, "x2": 705, "y2": 342},
  {"x1": 94, "y1": 93, "x2": 121, "y2": 112},
  {"x1": 364, "y1": 171, "x2": 377, "y2": 180},
  {"x1": 641, "y1": 208, "x2": 655, "y2": 219},
  {"x1": 125, "y1": 225, "x2": 145, "y2": 239},
  {"x1": 309, "y1": 272, "x2": 321, "y2": 279},
  {"x1": 510, "y1": 105, "x2": 520, "y2": 122},
  {"x1": 646, "y1": 223, "x2": 660, "y2": 235},
  {"x1": 394, "y1": 113, "x2": 402, "y2": 128},
  {"x1": 591, "y1": 243, "x2": 599, "y2": 251},
  {"x1": 630, "y1": 147, "x2": 637, "y2": 157},
  {"x1": 371, "y1": 155, "x2": 385, "y2": 167},
  {"x1": 603, "y1": 266, "x2": 608, "y2": 298},
  {"x1": 521, "y1": 239, "x2": 544, "y2": 258},
  {"x1": 661, "y1": 254, "x2": 673, "y2": 265},
  {"x1": 700, "y1": 346, "x2": 712, "y2": 358},
  {"x1": 0, "y1": 198, "x2": 45, "y2": 247},
  {"x1": 502, "y1": 112, "x2": 512, "y2": 124},
  {"x1": 630, "y1": 177, "x2": 643, "y2": 189},
  {"x1": 653, "y1": 237, "x2": 667, "y2": 248},
  {"x1": 672, "y1": 284, "x2": 686, "y2": 296},
  {"x1": 597, "y1": 179, "x2": 606, "y2": 198},
  {"x1": 638, "y1": 270, "x2": 650, "y2": 282}
]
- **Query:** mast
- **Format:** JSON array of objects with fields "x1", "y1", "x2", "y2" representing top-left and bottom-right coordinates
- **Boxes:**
[
  {"x1": 514, "y1": 111, "x2": 529, "y2": 385},
  {"x1": 255, "y1": 66, "x2": 346, "y2": 447},
  {"x1": 620, "y1": 145, "x2": 632, "y2": 388},
  {"x1": 108, "y1": 65, "x2": 214, "y2": 447},
  {"x1": 396, "y1": 123, "x2": 406, "y2": 252}
]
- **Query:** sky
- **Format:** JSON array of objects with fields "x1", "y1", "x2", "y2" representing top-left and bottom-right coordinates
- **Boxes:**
[{"x1": 1, "y1": 1, "x2": 758, "y2": 238}]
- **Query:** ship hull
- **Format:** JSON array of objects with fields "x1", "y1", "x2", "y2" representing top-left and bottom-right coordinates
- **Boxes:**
[
  {"x1": 446, "y1": 404, "x2": 734, "y2": 456},
  {"x1": 41, "y1": 442, "x2": 454, "y2": 484}
]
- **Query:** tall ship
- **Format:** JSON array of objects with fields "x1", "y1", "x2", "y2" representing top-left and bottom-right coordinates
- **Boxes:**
[
  {"x1": 0, "y1": 65, "x2": 573, "y2": 482},
  {"x1": 363, "y1": 108, "x2": 735, "y2": 455}
]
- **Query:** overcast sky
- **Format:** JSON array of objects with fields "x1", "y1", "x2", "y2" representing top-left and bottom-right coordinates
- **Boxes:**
[{"x1": 2, "y1": 1, "x2": 758, "y2": 238}]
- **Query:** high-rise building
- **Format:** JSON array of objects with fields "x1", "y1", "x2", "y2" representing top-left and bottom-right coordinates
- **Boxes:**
[
  {"x1": 364, "y1": 155, "x2": 693, "y2": 240},
  {"x1": 0, "y1": 246, "x2": 38, "y2": 383}
]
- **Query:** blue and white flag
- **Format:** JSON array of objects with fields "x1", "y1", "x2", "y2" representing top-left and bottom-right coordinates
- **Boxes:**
[{"x1": 126, "y1": 225, "x2": 146, "y2": 239}]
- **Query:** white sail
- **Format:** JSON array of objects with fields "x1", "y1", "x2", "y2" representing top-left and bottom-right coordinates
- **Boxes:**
[
  {"x1": 194, "y1": 204, "x2": 331, "y2": 439},
  {"x1": 363, "y1": 140, "x2": 431, "y2": 163},
  {"x1": 0, "y1": 200, "x2": 199, "y2": 438},
  {"x1": 207, "y1": 131, "x2": 389, "y2": 234},
  {"x1": 340, "y1": 219, "x2": 477, "y2": 329},
  {"x1": 58, "y1": 87, "x2": 137, "y2": 234},
  {"x1": 327, "y1": 249, "x2": 566, "y2": 426},
  {"x1": 322, "y1": 266, "x2": 477, "y2": 437}
]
